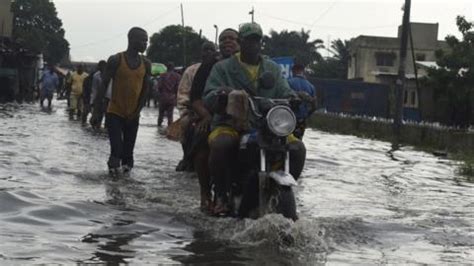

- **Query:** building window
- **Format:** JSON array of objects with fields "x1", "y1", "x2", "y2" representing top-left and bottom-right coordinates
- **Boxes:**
[
  {"x1": 415, "y1": 53, "x2": 426, "y2": 61},
  {"x1": 375, "y1": 52, "x2": 396, "y2": 66}
]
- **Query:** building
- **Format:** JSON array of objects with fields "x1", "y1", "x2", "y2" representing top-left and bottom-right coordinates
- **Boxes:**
[{"x1": 348, "y1": 23, "x2": 450, "y2": 121}]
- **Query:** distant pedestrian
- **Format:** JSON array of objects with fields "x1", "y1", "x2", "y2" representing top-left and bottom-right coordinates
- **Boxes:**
[
  {"x1": 64, "y1": 71, "x2": 72, "y2": 106},
  {"x1": 69, "y1": 64, "x2": 88, "y2": 118},
  {"x1": 39, "y1": 64, "x2": 59, "y2": 109},
  {"x1": 82, "y1": 67, "x2": 95, "y2": 124},
  {"x1": 145, "y1": 74, "x2": 158, "y2": 108},
  {"x1": 287, "y1": 63, "x2": 317, "y2": 139},
  {"x1": 157, "y1": 62, "x2": 181, "y2": 127},
  {"x1": 90, "y1": 27, "x2": 151, "y2": 177},
  {"x1": 89, "y1": 60, "x2": 107, "y2": 129}
]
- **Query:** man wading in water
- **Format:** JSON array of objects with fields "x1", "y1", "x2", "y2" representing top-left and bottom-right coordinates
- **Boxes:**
[{"x1": 90, "y1": 27, "x2": 151, "y2": 177}]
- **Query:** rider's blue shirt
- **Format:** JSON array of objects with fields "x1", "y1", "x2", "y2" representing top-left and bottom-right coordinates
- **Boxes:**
[{"x1": 287, "y1": 75, "x2": 315, "y2": 120}]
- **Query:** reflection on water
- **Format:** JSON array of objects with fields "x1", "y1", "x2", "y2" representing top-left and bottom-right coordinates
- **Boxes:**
[{"x1": 0, "y1": 100, "x2": 473, "y2": 264}]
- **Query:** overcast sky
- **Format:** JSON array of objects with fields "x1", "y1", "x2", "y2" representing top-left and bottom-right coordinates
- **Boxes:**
[{"x1": 53, "y1": 0, "x2": 473, "y2": 62}]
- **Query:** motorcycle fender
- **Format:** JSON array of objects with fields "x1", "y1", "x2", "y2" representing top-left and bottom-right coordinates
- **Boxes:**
[{"x1": 268, "y1": 171, "x2": 297, "y2": 187}]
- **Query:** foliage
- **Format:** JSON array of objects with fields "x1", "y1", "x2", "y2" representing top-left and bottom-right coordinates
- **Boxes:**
[
  {"x1": 421, "y1": 16, "x2": 474, "y2": 128},
  {"x1": 262, "y1": 29, "x2": 324, "y2": 66},
  {"x1": 11, "y1": 0, "x2": 69, "y2": 64},
  {"x1": 310, "y1": 39, "x2": 351, "y2": 80},
  {"x1": 330, "y1": 39, "x2": 351, "y2": 63},
  {"x1": 147, "y1": 25, "x2": 208, "y2": 67},
  {"x1": 310, "y1": 58, "x2": 347, "y2": 79}
]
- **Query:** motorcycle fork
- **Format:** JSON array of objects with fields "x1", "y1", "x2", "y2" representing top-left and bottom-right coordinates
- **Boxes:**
[
  {"x1": 258, "y1": 149, "x2": 290, "y2": 217},
  {"x1": 258, "y1": 149, "x2": 266, "y2": 217}
]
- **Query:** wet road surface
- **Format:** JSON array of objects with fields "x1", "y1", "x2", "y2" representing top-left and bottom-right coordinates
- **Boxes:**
[{"x1": 0, "y1": 100, "x2": 472, "y2": 264}]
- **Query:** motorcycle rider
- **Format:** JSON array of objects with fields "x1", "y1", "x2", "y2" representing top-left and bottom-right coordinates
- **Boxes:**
[
  {"x1": 288, "y1": 63, "x2": 317, "y2": 139},
  {"x1": 203, "y1": 22, "x2": 306, "y2": 215},
  {"x1": 187, "y1": 28, "x2": 240, "y2": 212}
]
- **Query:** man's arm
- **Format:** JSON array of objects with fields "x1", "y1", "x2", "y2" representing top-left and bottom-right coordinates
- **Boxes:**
[
  {"x1": 202, "y1": 63, "x2": 228, "y2": 112},
  {"x1": 190, "y1": 63, "x2": 215, "y2": 132},
  {"x1": 132, "y1": 58, "x2": 151, "y2": 118},
  {"x1": 308, "y1": 83, "x2": 317, "y2": 113},
  {"x1": 177, "y1": 68, "x2": 192, "y2": 113}
]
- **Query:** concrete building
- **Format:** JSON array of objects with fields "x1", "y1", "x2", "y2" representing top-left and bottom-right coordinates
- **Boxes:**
[
  {"x1": 0, "y1": 0, "x2": 13, "y2": 38},
  {"x1": 348, "y1": 22, "x2": 450, "y2": 120}
]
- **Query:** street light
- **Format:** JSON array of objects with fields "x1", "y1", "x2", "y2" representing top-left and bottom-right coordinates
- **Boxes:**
[{"x1": 213, "y1": 25, "x2": 218, "y2": 46}]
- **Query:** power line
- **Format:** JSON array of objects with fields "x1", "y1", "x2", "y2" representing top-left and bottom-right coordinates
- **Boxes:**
[
  {"x1": 258, "y1": 12, "x2": 396, "y2": 31},
  {"x1": 255, "y1": 1, "x2": 338, "y2": 29},
  {"x1": 141, "y1": 5, "x2": 180, "y2": 27},
  {"x1": 258, "y1": 13, "x2": 313, "y2": 27},
  {"x1": 310, "y1": 0, "x2": 338, "y2": 28},
  {"x1": 72, "y1": 5, "x2": 180, "y2": 50}
]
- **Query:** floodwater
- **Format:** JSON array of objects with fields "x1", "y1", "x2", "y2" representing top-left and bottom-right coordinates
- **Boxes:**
[{"x1": 0, "y1": 100, "x2": 473, "y2": 265}]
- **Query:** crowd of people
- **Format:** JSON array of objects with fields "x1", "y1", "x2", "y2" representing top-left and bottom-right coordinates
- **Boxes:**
[{"x1": 38, "y1": 22, "x2": 317, "y2": 216}]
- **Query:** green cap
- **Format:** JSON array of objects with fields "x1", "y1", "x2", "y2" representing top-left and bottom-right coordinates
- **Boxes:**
[{"x1": 239, "y1": 22, "x2": 263, "y2": 38}]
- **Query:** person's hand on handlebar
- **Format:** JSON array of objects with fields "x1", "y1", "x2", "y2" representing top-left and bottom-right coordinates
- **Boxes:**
[{"x1": 214, "y1": 87, "x2": 233, "y2": 114}]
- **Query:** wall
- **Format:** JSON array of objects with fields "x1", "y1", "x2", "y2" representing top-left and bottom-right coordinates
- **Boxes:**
[
  {"x1": 310, "y1": 78, "x2": 390, "y2": 118},
  {"x1": 307, "y1": 112, "x2": 474, "y2": 155}
]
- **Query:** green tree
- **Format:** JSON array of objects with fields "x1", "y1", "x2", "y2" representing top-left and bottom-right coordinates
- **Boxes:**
[
  {"x1": 310, "y1": 39, "x2": 351, "y2": 79},
  {"x1": 310, "y1": 58, "x2": 346, "y2": 79},
  {"x1": 147, "y1": 25, "x2": 208, "y2": 67},
  {"x1": 422, "y1": 16, "x2": 473, "y2": 128},
  {"x1": 262, "y1": 29, "x2": 324, "y2": 66},
  {"x1": 11, "y1": 0, "x2": 69, "y2": 64},
  {"x1": 330, "y1": 39, "x2": 351, "y2": 67}
]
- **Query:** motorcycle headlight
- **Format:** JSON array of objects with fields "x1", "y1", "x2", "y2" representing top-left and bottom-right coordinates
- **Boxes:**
[{"x1": 266, "y1": 106, "x2": 296, "y2": 137}]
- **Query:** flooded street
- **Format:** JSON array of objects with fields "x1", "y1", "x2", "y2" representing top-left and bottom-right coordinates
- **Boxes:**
[{"x1": 0, "y1": 100, "x2": 473, "y2": 264}]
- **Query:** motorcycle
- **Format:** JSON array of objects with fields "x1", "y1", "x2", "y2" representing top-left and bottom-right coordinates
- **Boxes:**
[{"x1": 218, "y1": 91, "x2": 300, "y2": 221}]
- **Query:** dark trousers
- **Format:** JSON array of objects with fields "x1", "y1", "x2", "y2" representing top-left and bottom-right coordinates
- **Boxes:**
[
  {"x1": 158, "y1": 102, "x2": 174, "y2": 126},
  {"x1": 81, "y1": 103, "x2": 90, "y2": 124},
  {"x1": 106, "y1": 113, "x2": 139, "y2": 169},
  {"x1": 40, "y1": 92, "x2": 53, "y2": 108}
]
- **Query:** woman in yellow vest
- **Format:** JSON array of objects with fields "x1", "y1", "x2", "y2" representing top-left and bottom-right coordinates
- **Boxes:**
[{"x1": 91, "y1": 27, "x2": 151, "y2": 177}]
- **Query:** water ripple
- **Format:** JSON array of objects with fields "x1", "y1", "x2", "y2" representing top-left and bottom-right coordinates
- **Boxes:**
[{"x1": 0, "y1": 101, "x2": 472, "y2": 264}]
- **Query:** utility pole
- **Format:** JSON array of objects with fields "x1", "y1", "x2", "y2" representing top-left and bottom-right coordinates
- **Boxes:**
[
  {"x1": 409, "y1": 24, "x2": 421, "y2": 115},
  {"x1": 1, "y1": 20, "x2": 4, "y2": 47},
  {"x1": 327, "y1": 35, "x2": 331, "y2": 58},
  {"x1": 393, "y1": 0, "x2": 411, "y2": 148},
  {"x1": 249, "y1": 7, "x2": 254, "y2": 22},
  {"x1": 213, "y1": 25, "x2": 218, "y2": 46},
  {"x1": 181, "y1": 3, "x2": 186, "y2": 67}
]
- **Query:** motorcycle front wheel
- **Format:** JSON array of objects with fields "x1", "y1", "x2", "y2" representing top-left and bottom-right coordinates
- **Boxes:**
[{"x1": 274, "y1": 186, "x2": 298, "y2": 221}]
